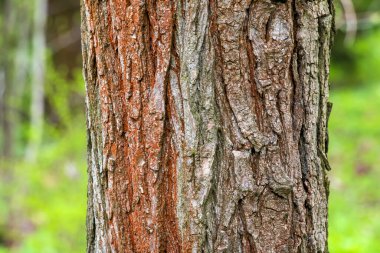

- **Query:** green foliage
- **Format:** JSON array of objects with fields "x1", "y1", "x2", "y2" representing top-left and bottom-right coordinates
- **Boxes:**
[
  {"x1": 328, "y1": 83, "x2": 380, "y2": 252},
  {"x1": 351, "y1": 30, "x2": 380, "y2": 84},
  {"x1": 0, "y1": 127, "x2": 87, "y2": 253},
  {"x1": 19, "y1": 127, "x2": 86, "y2": 253},
  {"x1": 0, "y1": 57, "x2": 86, "y2": 252},
  {"x1": 332, "y1": 29, "x2": 380, "y2": 87},
  {"x1": 331, "y1": 1, "x2": 380, "y2": 88},
  {"x1": 44, "y1": 53, "x2": 85, "y2": 134}
]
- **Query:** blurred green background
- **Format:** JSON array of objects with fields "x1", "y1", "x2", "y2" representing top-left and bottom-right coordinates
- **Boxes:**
[{"x1": 0, "y1": 0, "x2": 379, "y2": 252}]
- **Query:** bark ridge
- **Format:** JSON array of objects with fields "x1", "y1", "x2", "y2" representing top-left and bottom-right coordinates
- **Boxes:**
[{"x1": 82, "y1": 0, "x2": 334, "y2": 252}]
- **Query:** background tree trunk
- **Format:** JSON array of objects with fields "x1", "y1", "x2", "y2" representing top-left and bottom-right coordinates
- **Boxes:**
[
  {"x1": 82, "y1": 0, "x2": 334, "y2": 252},
  {"x1": 0, "y1": 0, "x2": 34, "y2": 158},
  {"x1": 0, "y1": 0, "x2": 47, "y2": 160},
  {"x1": 26, "y1": 0, "x2": 47, "y2": 161}
]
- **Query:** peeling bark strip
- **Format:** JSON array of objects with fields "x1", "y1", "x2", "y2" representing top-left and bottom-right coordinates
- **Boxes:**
[{"x1": 82, "y1": 0, "x2": 334, "y2": 252}]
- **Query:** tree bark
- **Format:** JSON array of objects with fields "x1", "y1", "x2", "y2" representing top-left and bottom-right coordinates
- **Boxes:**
[{"x1": 82, "y1": 0, "x2": 334, "y2": 252}]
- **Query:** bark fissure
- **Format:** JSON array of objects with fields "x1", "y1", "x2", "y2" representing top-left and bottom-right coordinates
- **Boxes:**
[{"x1": 82, "y1": 0, "x2": 334, "y2": 252}]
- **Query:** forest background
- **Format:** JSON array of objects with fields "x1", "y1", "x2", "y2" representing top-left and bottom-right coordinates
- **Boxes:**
[{"x1": 0, "y1": 0, "x2": 379, "y2": 252}]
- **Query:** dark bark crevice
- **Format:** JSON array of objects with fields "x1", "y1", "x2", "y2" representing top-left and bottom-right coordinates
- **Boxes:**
[{"x1": 83, "y1": 0, "x2": 333, "y2": 251}]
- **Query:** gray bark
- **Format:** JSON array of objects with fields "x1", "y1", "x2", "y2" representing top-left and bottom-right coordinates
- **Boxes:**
[{"x1": 82, "y1": 0, "x2": 333, "y2": 252}]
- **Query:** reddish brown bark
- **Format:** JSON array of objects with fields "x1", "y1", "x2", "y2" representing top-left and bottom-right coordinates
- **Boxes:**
[
  {"x1": 82, "y1": 0, "x2": 334, "y2": 252},
  {"x1": 83, "y1": 0, "x2": 181, "y2": 251}
]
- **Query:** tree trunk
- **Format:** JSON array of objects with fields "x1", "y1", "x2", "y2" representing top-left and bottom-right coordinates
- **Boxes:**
[
  {"x1": 0, "y1": 0, "x2": 34, "y2": 158},
  {"x1": 82, "y1": 0, "x2": 334, "y2": 252},
  {"x1": 26, "y1": 0, "x2": 47, "y2": 161}
]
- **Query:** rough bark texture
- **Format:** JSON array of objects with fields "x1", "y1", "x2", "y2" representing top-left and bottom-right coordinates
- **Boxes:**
[{"x1": 82, "y1": 0, "x2": 334, "y2": 252}]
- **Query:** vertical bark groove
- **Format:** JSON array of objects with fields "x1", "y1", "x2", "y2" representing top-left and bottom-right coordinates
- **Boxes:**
[{"x1": 82, "y1": 0, "x2": 334, "y2": 252}]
